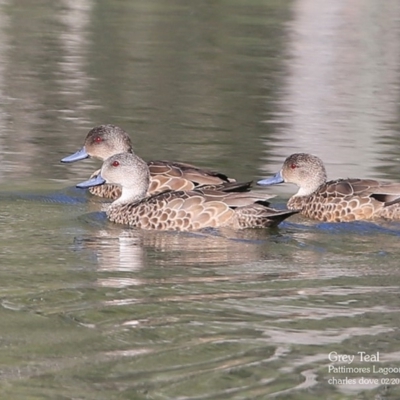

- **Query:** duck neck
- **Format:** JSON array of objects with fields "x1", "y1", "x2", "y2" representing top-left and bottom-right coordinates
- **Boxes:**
[
  {"x1": 294, "y1": 171, "x2": 327, "y2": 197},
  {"x1": 295, "y1": 186, "x2": 318, "y2": 197},
  {"x1": 112, "y1": 186, "x2": 147, "y2": 206}
]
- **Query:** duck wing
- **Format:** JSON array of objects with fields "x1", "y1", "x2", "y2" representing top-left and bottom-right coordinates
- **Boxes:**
[
  {"x1": 194, "y1": 188, "x2": 275, "y2": 206},
  {"x1": 325, "y1": 179, "x2": 400, "y2": 206},
  {"x1": 147, "y1": 160, "x2": 235, "y2": 185}
]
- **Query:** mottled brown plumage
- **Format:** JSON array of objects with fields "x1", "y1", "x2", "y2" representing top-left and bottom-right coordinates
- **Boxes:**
[
  {"x1": 87, "y1": 168, "x2": 254, "y2": 199},
  {"x1": 62, "y1": 124, "x2": 247, "y2": 199},
  {"x1": 76, "y1": 153, "x2": 297, "y2": 231},
  {"x1": 257, "y1": 153, "x2": 400, "y2": 222}
]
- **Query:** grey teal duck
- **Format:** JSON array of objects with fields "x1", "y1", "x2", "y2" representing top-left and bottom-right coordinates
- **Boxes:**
[
  {"x1": 62, "y1": 124, "x2": 250, "y2": 199},
  {"x1": 257, "y1": 153, "x2": 400, "y2": 222},
  {"x1": 76, "y1": 152, "x2": 297, "y2": 231}
]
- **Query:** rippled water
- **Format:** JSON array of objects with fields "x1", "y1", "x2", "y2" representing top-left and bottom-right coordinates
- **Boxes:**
[{"x1": 1, "y1": 1, "x2": 400, "y2": 399}]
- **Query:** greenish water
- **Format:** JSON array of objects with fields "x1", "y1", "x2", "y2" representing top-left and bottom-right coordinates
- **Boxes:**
[{"x1": 1, "y1": 1, "x2": 400, "y2": 399}]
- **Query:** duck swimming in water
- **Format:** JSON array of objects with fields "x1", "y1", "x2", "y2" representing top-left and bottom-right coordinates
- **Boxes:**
[
  {"x1": 76, "y1": 152, "x2": 297, "y2": 231},
  {"x1": 257, "y1": 153, "x2": 400, "y2": 222},
  {"x1": 62, "y1": 124, "x2": 251, "y2": 199}
]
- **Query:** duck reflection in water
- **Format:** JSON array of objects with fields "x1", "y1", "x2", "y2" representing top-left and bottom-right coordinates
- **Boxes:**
[{"x1": 76, "y1": 225, "x2": 302, "y2": 291}]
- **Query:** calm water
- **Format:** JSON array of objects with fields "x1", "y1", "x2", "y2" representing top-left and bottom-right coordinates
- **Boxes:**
[{"x1": 1, "y1": 1, "x2": 400, "y2": 399}]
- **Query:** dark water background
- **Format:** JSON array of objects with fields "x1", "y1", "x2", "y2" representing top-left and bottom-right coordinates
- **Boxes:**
[{"x1": 1, "y1": 1, "x2": 400, "y2": 399}]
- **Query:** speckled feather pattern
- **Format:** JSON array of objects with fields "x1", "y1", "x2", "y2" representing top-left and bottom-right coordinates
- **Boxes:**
[
  {"x1": 88, "y1": 177, "x2": 253, "y2": 200},
  {"x1": 89, "y1": 184, "x2": 122, "y2": 199},
  {"x1": 72, "y1": 137, "x2": 295, "y2": 230},
  {"x1": 288, "y1": 178, "x2": 400, "y2": 222},
  {"x1": 86, "y1": 160, "x2": 241, "y2": 200},
  {"x1": 67, "y1": 124, "x2": 240, "y2": 200},
  {"x1": 261, "y1": 152, "x2": 400, "y2": 223},
  {"x1": 106, "y1": 189, "x2": 296, "y2": 231}
]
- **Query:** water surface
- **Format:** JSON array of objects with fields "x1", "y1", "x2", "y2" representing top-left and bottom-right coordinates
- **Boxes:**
[{"x1": 1, "y1": 1, "x2": 400, "y2": 399}]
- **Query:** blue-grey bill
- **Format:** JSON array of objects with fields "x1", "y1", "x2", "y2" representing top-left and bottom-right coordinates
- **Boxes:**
[
  {"x1": 257, "y1": 171, "x2": 284, "y2": 186},
  {"x1": 76, "y1": 174, "x2": 106, "y2": 188},
  {"x1": 61, "y1": 147, "x2": 89, "y2": 163}
]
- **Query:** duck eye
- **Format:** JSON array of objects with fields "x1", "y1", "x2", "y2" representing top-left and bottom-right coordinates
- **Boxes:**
[
  {"x1": 290, "y1": 163, "x2": 297, "y2": 169},
  {"x1": 94, "y1": 136, "x2": 102, "y2": 143},
  {"x1": 112, "y1": 160, "x2": 120, "y2": 167}
]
